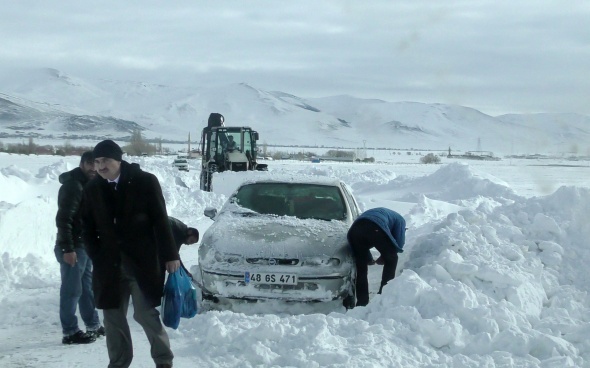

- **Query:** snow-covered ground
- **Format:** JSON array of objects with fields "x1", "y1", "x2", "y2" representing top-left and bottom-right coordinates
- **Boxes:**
[{"x1": 1, "y1": 152, "x2": 589, "y2": 367}]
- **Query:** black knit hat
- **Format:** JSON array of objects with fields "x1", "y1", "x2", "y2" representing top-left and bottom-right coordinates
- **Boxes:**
[{"x1": 93, "y1": 140, "x2": 123, "y2": 161}]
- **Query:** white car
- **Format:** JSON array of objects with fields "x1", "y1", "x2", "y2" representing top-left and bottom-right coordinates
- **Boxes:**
[
  {"x1": 172, "y1": 158, "x2": 189, "y2": 171},
  {"x1": 196, "y1": 177, "x2": 361, "y2": 310}
]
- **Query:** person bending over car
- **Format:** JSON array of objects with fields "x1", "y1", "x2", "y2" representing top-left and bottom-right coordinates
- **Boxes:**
[
  {"x1": 168, "y1": 216, "x2": 199, "y2": 277},
  {"x1": 347, "y1": 207, "x2": 406, "y2": 307},
  {"x1": 168, "y1": 217, "x2": 199, "y2": 251}
]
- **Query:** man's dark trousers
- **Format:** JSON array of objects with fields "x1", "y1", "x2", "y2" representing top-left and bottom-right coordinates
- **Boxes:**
[{"x1": 348, "y1": 219, "x2": 399, "y2": 306}]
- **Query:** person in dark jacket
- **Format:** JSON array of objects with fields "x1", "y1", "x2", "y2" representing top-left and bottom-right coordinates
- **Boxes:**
[
  {"x1": 347, "y1": 207, "x2": 406, "y2": 307},
  {"x1": 168, "y1": 217, "x2": 199, "y2": 251},
  {"x1": 168, "y1": 216, "x2": 199, "y2": 277},
  {"x1": 225, "y1": 135, "x2": 238, "y2": 151},
  {"x1": 82, "y1": 140, "x2": 180, "y2": 368},
  {"x1": 54, "y1": 151, "x2": 104, "y2": 344}
]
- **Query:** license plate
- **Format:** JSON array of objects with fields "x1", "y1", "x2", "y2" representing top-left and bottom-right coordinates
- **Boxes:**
[{"x1": 245, "y1": 272, "x2": 298, "y2": 285}]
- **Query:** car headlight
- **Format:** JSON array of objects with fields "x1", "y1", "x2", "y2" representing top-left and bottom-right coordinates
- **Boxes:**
[
  {"x1": 328, "y1": 258, "x2": 341, "y2": 266},
  {"x1": 214, "y1": 251, "x2": 242, "y2": 264},
  {"x1": 302, "y1": 257, "x2": 341, "y2": 266}
]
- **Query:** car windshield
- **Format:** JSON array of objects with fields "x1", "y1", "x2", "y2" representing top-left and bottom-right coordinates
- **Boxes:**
[{"x1": 232, "y1": 182, "x2": 346, "y2": 221}]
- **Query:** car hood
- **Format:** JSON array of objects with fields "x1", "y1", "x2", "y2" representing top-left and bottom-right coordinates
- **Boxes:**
[{"x1": 202, "y1": 212, "x2": 350, "y2": 258}]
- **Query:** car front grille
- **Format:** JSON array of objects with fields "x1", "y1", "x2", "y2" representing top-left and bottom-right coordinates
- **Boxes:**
[
  {"x1": 254, "y1": 283, "x2": 316, "y2": 291},
  {"x1": 229, "y1": 280, "x2": 318, "y2": 291},
  {"x1": 246, "y1": 258, "x2": 299, "y2": 266}
]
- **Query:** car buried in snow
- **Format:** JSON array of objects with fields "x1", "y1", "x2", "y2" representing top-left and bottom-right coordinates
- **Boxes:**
[{"x1": 195, "y1": 177, "x2": 361, "y2": 309}]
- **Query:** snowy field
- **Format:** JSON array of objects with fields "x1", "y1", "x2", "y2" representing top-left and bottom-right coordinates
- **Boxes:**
[{"x1": 1, "y1": 152, "x2": 589, "y2": 367}]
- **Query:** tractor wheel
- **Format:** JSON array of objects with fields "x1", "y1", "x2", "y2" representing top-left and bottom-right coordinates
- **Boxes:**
[
  {"x1": 199, "y1": 169, "x2": 212, "y2": 192},
  {"x1": 256, "y1": 163, "x2": 268, "y2": 171}
]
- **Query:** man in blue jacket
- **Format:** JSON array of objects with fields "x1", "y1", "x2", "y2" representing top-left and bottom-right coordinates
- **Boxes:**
[{"x1": 347, "y1": 207, "x2": 406, "y2": 307}]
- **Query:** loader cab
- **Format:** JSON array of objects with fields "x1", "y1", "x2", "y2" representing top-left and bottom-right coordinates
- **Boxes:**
[
  {"x1": 200, "y1": 126, "x2": 266, "y2": 191},
  {"x1": 202, "y1": 127, "x2": 257, "y2": 169}
]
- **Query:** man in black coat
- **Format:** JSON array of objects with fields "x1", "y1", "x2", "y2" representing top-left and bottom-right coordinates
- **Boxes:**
[
  {"x1": 54, "y1": 151, "x2": 104, "y2": 344},
  {"x1": 82, "y1": 140, "x2": 180, "y2": 368}
]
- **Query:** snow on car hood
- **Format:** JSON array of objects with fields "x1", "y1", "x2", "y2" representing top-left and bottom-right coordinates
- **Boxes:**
[{"x1": 203, "y1": 211, "x2": 351, "y2": 259}]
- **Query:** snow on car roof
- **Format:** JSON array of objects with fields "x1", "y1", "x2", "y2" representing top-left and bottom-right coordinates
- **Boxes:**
[{"x1": 238, "y1": 174, "x2": 343, "y2": 187}]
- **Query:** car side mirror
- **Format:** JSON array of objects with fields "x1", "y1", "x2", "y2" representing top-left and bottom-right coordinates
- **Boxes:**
[{"x1": 204, "y1": 207, "x2": 218, "y2": 220}]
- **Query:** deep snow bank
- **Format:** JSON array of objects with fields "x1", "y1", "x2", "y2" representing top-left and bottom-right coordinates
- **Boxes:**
[
  {"x1": 347, "y1": 185, "x2": 590, "y2": 366},
  {"x1": 1, "y1": 156, "x2": 589, "y2": 367}
]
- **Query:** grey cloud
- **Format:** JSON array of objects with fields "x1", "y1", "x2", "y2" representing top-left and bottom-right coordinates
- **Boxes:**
[{"x1": 0, "y1": 1, "x2": 589, "y2": 115}]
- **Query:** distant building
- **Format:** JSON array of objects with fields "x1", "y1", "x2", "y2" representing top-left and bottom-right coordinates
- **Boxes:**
[{"x1": 448, "y1": 149, "x2": 501, "y2": 161}]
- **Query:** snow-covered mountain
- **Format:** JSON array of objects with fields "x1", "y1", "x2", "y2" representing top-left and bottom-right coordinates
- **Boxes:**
[
  {"x1": 1, "y1": 68, "x2": 589, "y2": 154},
  {"x1": 0, "y1": 93, "x2": 143, "y2": 140}
]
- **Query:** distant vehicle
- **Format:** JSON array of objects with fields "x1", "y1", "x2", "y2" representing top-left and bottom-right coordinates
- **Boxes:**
[
  {"x1": 447, "y1": 149, "x2": 501, "y2": 161},
  {"x1": 195, "y1": 177, "x2": 361, "y2": 310},
  {"x1": 172, "y1": 158, "x2": 189, "y2": 171},
  {"x1": 199, "y1": 114, "x2": 268, "y2": 192}
]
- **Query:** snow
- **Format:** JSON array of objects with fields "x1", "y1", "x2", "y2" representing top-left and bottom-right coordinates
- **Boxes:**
[{"x1": 1, "y1": 152, "x2": 590, "y2": 367}]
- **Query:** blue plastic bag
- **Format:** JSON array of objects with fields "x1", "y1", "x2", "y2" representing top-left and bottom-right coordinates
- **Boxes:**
[
  {"x1": 161, "y1": 266, "x2": 198, "y2": 329},
  {"x1": 181, "y1": 274, "x2": 199, "y2": 319}
]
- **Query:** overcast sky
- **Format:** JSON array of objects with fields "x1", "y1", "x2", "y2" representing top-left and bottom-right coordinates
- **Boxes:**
[{"x1": 1, "y1": 0, "x2": 588, "y2": 116}]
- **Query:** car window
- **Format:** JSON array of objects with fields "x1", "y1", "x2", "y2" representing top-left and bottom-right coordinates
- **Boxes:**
[{"x1": 233, "y1": 183, "x2": 346, "y2": 221}]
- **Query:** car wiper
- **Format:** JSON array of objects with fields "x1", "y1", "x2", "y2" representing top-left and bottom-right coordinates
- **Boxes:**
[
  {"x1": 236, "y1": 212, "x2": 259, "y2": 217},
  {"x1": 297, "y1": 216, "x2": 330, "y2": 221}
]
